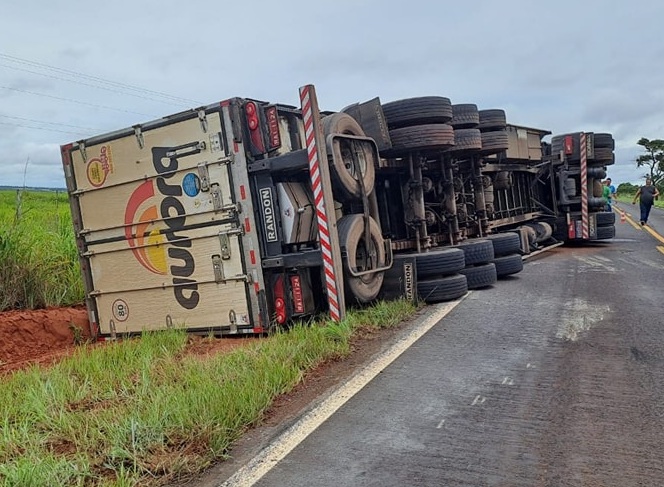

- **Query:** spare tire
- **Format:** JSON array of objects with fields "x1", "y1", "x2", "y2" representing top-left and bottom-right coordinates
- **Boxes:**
[
  {"x1": 337, "y1": 214, "x2": 386, "y2": 304},
  {"x1": 382, "y1": 96, "x2": 453, "y2": 129},
  {"x1": 322, "y1": 113, "x2": 376, "y2": 200}
]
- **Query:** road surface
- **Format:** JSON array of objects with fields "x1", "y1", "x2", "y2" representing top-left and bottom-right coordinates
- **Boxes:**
[{"x1": 207, "y1": 204, "x2": 664, "y2": 487}]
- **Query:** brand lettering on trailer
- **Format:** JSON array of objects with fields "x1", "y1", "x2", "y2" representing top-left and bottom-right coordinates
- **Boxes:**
[
  {"x1": 153, "y1": 146, "x2": 200, "y2": 309},
  {"x1": 403, "y1": 262, "x2": 414, "y2": 301},
  {"x1": 125, "y1": 143, "x2": 202, "y2": 311},
  {"x1": 260, "y1": 187, "x2": 278, "y2": 242}
]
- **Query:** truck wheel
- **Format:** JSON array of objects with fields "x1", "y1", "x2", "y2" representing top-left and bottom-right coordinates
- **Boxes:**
[
  {"x1": 596, "y1": 211, "x2": 615, "y2": 226},
  {"x1": 387, "y1": 124, "x2": 455, "y2": 154},
  {"x1": 480, "y1": 131, "x2": 509, "y2": 154},
  {"x1": 596, "y1": 224, "x2": 615, "y2": 240},
  {"x1": 322, "y1": 113, "x2": 376, "y2": 199},
  {"x1": 451, "y1": 104, "x2": 480, "y2": 128},
  {"x1": 417, "y1": 273, "x2": 468, "y2": 303},
  {"x1": 382, "y1": 96, "x2": 453, "y2": 129},
  {"x1": 593, "y1": 133, "x2": 615, "y2": 150},
  {"x1": 592, "y1": 147, "x2": 614, "y2": 162},
  {"x1": 478, "y1": 109, "x2": 506, "y2": 131},
  {"x1": 459, "y1": 263, "x2": 497, "y2": 289},
  {"x1": 456, "y1": 239, "x2": 494, "y2": 265},
  {"x1": 484, "y1": 232, "x2": 521, "y2": 256},
  {"x1": 449, "y1": 128, "x2": 482, "y2": 152},
  {"x1": 413, "y1": 247, "x2": 466, "y2": 279},
  {"x1": 337, "y1": 214, "x2": 386, "y2": 304},
  {"x1": 492, "y1": 253, "x2": 523, "y2": 277}
]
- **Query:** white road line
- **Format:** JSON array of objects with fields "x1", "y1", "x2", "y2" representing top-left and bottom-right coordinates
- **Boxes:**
[
  {"x1": 471, "y1": 395, "x2": 486, "y2": 406},
  {"x1": 502, "y1": 377, "x2": 514, "y2": 385},
  {"x1": 218, "y1": 299, "x2": 465, "y2": 487},
  {"x1": 436, "y1": 419, "x2": 446, "y2": 429}
]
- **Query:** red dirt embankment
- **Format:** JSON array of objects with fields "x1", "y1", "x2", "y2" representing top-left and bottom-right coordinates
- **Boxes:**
[{"x1": 0, "y1": 306, "x2": 90, "y2": 374}]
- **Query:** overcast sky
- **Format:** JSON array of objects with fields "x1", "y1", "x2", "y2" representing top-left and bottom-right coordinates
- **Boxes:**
[{"x1": 1, "y1": 0, "x2": 663, "y2": 188}]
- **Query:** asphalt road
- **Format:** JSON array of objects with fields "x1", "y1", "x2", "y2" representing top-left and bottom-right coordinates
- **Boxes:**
[{"x1": 217, "y1": 204, "x2": 664, "y2": 487}]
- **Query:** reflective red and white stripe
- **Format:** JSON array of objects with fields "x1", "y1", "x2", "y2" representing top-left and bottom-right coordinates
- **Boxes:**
[
  {"x1": 299, "y1": 86, "x2": 341, "y2": 321},
  {"x1": 580, "y1": 132, "x2": 589, "y2": 239}
]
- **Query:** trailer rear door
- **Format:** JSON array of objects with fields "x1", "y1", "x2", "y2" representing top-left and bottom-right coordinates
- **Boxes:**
[{"x1": 63, "y1": 108, "x2": 253, "y2": 336}]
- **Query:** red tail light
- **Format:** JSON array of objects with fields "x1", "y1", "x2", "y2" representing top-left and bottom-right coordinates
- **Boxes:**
[
  {"x1": 564, "y1": 135, "x2": 573, "y2": 155},
  {"x1": 273, "y1": 275, "x2": 287, "y2": 325},
  {"x1": 244, "y1": 101, "x2": 266, "y2": 153}
]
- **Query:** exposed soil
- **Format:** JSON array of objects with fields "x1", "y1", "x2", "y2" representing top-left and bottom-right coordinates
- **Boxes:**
[
  {"x1": 0, "y1": 306, "x2": 91, "y2": 374},
  {"x1": 0, "y1": 307, "x2": 258, "y2": 375}
]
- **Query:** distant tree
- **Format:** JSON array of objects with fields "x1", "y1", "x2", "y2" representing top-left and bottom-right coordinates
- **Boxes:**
[
  {"x1": 617, "y1": 182, "x2": 638, "y2": 195},
  {"x1": 635, "y1": 138, "x2": 664, "y2": 187}
]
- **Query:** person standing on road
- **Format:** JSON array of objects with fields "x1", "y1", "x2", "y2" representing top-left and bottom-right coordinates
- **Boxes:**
[
  {"x1": 632, "y1": 178, "x2": 660, "y2": 225},
  {"x1": 605, "y1": 178, "x2": 616, "y2": 211},
  {"x1": 603, "y1": 181, "x2": 612, "y2": 211}
]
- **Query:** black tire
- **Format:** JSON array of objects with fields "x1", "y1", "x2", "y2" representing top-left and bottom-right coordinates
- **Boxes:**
[
  {"x1": 382, "y1": 96, "x2": 453, "y2": 129},
  {"x1": 593, "y1": 133, "x2": 615, "y2": 150},
  {"x1": 322, "y1": 113, "x2": 376, "y2": 199},
  {"x1": 417, "y1": 273, "x2": 468, "y2": 303},
  {"x1": 337, "y1": 214, "x2": 386, "y2": 304},
  {"x1": 456, "y1": 239, "x2": 494, "y2": 265},
  {"x1": 451, "y1": 104, "x2": 479, "y2": 129},
  {"x1": 478, "y1": 109, "x2": 507, "y2": 131},
  {"x1": 459, "y1": 263, "x2": 497, "y2": 289},
  {"x1": 480, "y1": 131, "x2": 509, "y2": 154},
  {"x1": 596, "y1": 211, "x2": 615, "y2": 226},
  {"x1": 484, "y1": 232, "x2": 521, "y2": 256},
  {"x1": 387, "y1": 124, "x2": 455, "y2": 154},
  {"x1": 492, "y1": 254, "x2": 524, "y2": 277},
  {"x1": 592, "y1": 147, "x2": 614, "y2": 161},
  {"x1": 596, "y1": 224, "x2": 615, "y2": 240},
  {"x1": 449, "y1": 128, "x2": 482, "y2": 152},
  {"x1": 412, "y1": 247, "x2": 466, "y2": 279}
]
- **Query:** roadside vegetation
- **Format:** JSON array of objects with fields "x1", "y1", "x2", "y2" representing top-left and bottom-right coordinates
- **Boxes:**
[
  {"x1": 0, "y1": 189, "x2": 83, "y2": 311},
  {"x1": 0, "y1": 299, "x2": 416, "y2": 486}
]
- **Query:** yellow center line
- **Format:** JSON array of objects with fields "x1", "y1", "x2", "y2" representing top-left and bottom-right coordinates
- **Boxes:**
[
  {"x1": 643, "y1": 225, "x2": 664, "y2": 245},
  {"x1": 658, "y1": 246, "x2": 664, "y2": 255}
]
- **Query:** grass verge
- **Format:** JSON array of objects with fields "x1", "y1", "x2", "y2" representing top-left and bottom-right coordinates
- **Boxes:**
[{"x1": 0, "y1": 299, "x2": 416, "y2": 486}]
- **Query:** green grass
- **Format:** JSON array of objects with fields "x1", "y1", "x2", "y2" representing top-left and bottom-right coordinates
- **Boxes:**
[
  {"x1": 0, "y1": 189, "x2": 84, "y2": 311},
  {"x1": 0, "y1": 299, "x2": 416, "y2": 486}
]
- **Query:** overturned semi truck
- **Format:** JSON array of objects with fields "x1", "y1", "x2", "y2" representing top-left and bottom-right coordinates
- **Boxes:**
[{"x1": 60, "y1": 85, "x2": 615, "y2": 339}]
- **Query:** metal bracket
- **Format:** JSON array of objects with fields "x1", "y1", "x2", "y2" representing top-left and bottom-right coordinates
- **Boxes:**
[
  {"x1": 109, "y1": 319, "x2": 117, "y2": 339},
  {"x1": 133, "y1": 125, "x2": 145, "y2": 149},
  {"x1": 229, "y1": 310, "x2": 237, "y2": 334},
  {"x1": 197, "y1": 162, "x2": 210, "y2": 191},
  {"x1": 210, "y1": 183, "x2": 223, "y2": 211},
  {"x1": 218, "y1": 233, "x2": 231, "y2": 260},
  {"x1": 166, "y1": 315, "x2": 173, "y2": 328},
  {"x1": 198, "y1": 109, "x2": 208, "y2": 133},
  {"x1": 209, "y1": 133, "x2": 222, "y2": 153},
  {"x1": 212, "y1": 254, "x2": 225, "y2": 282},
  {"x1": 78, "y1": 141, "x2": 87, "y2": 163}
]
